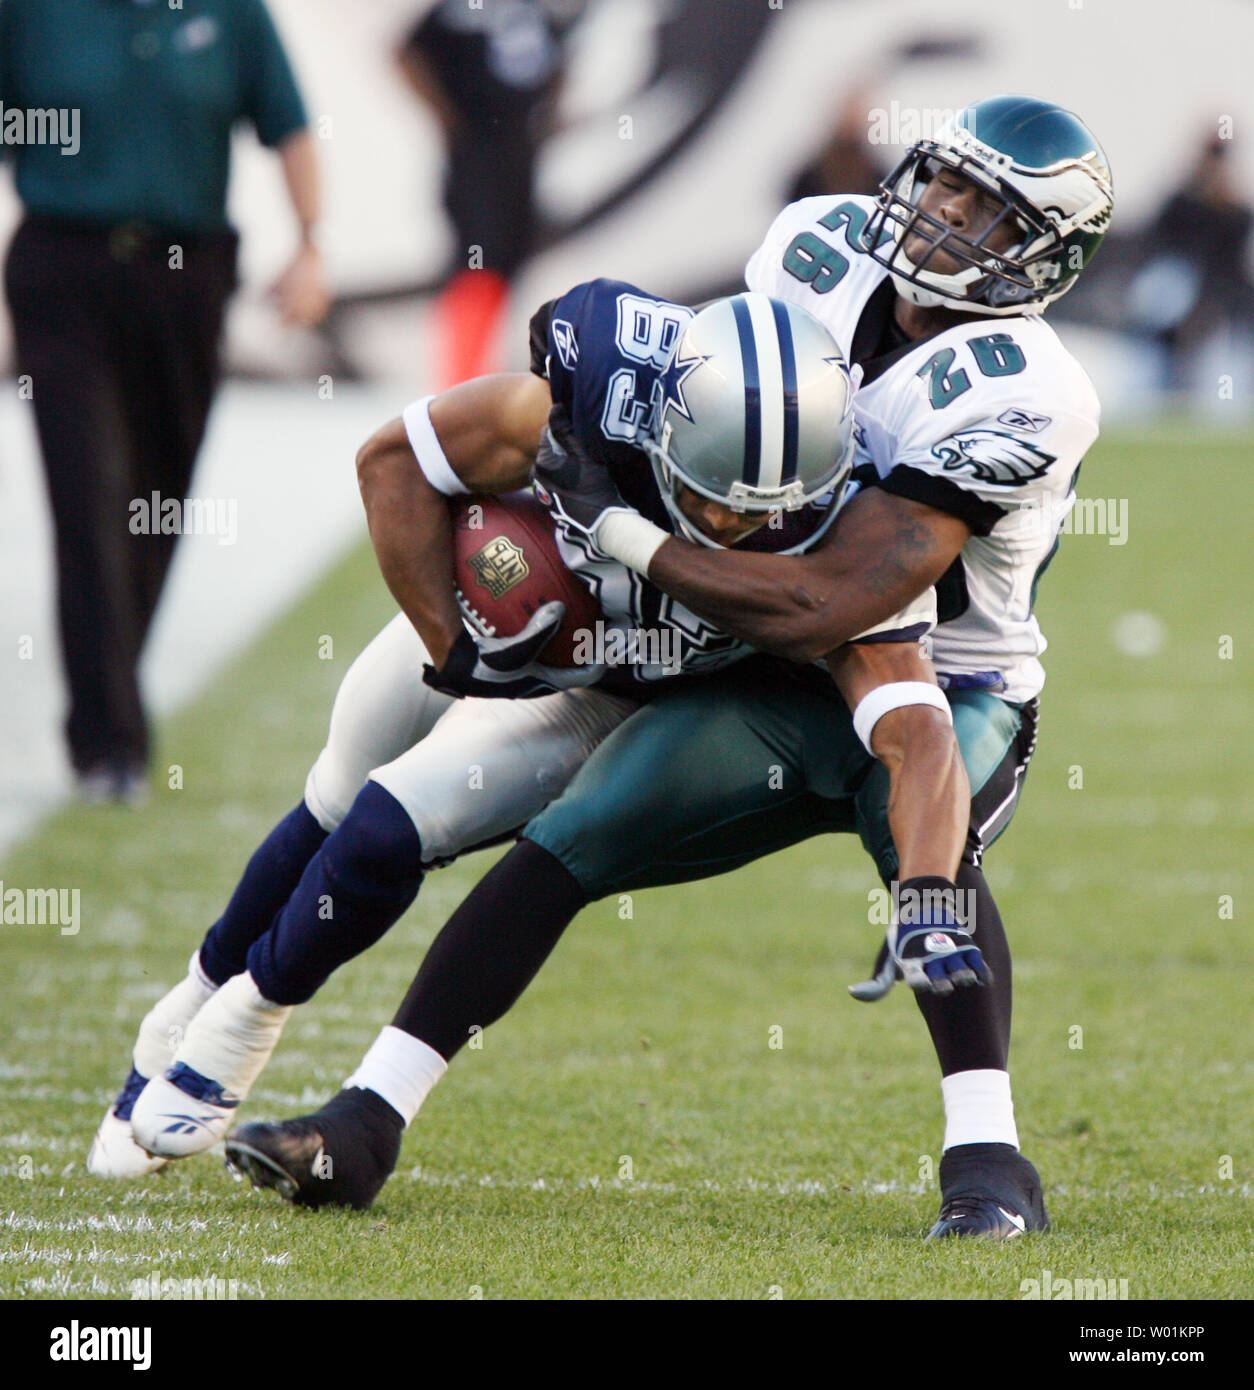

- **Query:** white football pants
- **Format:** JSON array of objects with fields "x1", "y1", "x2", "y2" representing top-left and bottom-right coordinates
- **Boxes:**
[{"x1": 303, "y1": 613, "x2": 638, "y2": 865}]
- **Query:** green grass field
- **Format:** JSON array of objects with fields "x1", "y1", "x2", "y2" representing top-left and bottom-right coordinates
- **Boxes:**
[{"x1": 2, "y1": 426, "x2": 1251, "y2": 1300}]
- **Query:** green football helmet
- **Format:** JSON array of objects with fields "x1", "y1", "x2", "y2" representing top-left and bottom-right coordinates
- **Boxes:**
[{"x1": 865, "y1": 94, "x2": 1114, "y2": 316}]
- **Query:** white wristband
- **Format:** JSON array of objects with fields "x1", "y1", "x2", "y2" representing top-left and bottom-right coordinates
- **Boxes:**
[
  {"x1": 852, "y1": 680, "x2": 951, "y2": 755},
  {"x1": 402, "y1": 396, "x2": 470, "y2": 497},
  {"x1": 596, "y1": 510, "x2": 670, "y2": 575}
]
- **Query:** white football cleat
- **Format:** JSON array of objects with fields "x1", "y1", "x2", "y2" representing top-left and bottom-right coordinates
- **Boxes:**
[
  {"x1": 128, "y1": 1070, "x2": 241, "y2": 1158},
  {"x1": 86, "y1": 951, "x2": 218, "y2": 1177},
  {"x1": 87, "y1": 1104, "x2": 170, "y2": 1177},
  {"x1": 130, "y1": 973, "x2": 293, "y2": 1158}
]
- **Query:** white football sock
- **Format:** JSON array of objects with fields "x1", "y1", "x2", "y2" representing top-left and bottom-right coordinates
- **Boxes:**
[
  {"x1": 344, "y1": 1026, "x2": 448, "y2": 1127},
  {"x1": 176, "y1": 972, "x2": 292, "y2": 1099},
  {"x1": 131, "y1": 950, "x2": 219, "y2": 1080},
  {"x1": 191, "y1": 948, "x2": 217, "y2": 992},
  {"x1": 941, "y1": 1068, "x2": 1019, "y2": 1151}
]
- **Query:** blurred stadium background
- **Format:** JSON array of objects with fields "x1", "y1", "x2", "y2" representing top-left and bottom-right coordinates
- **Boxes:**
[{"x1": 2, "y1": 0, "x2": 1252, "y2": 1301}]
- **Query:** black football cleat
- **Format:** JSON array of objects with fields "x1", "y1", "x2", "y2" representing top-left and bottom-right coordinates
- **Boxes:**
[
  {"x1": 225, "y1": 1087, "x2": 403, "y2": 1211},
  {"x1": 926, "y1": 1142, "x2": 1049, "y2": 1241}
]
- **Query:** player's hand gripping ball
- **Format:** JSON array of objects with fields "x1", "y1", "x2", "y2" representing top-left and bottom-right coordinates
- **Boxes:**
[{"x1": 422, "y1": 491, "x2": 604, "y2": 699}]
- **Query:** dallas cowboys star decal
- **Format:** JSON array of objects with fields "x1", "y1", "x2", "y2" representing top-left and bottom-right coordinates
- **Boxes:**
[{"x1": 656, "y1": 343, "x2": 710, "y2": 427}]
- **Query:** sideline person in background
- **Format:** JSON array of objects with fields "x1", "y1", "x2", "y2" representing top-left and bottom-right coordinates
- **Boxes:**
[
  {"x1": 1125, "y1": 130, "x2": 1254, "y2": 394},
  {"x1": 397, "y1": 0, "x2": 568, "y2": 389},
  {"x1": 0, "y1": 0, "x2": 330, "y2": 803}
]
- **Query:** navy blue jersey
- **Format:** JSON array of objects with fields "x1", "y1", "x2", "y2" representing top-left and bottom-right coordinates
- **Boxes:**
[
  {"x1": 529, "y1": 279, "x2": 687, "y2": 531},
  {"x1": 528, "y1": 278, "x2": 832, "y2": 554},
  {"x1": 528, "y1": 280, "x2": 753, "y2": 686}
]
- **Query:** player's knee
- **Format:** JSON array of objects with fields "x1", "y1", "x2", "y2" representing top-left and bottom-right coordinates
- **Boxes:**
[
  {"x1": 520, "y1": 831, "x2": 607, "y2": 901},
  {"x1": 323, "y1": 782, "x2": 424, "y2": 897},
  {"x1": 304, "y1": 753, "x2": 349, "y2": 833},
  {"x1": 523, "y1": 797, "x2": 624, "y2": 902},
  {"x1": 375, "y1": 777, "x2": 476, "y2": 867}
]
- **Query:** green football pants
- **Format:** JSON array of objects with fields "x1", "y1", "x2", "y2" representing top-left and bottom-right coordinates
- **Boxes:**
[{"x1": 524, "y1": 658, "x2": 1035, "y2": 900}]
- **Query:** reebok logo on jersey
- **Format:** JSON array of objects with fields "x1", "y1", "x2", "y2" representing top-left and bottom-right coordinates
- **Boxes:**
[
  {"x1": 997, "y1": 407, "x2": 1052, "y2": 433},
  {"x1": 551, "y1": 319, "x2": 579, "y2": 370},
  {"x1": 930, "y1": 429, "x2": 1056, "y2": 487}
]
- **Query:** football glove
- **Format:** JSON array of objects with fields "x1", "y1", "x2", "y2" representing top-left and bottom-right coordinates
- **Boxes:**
[
  {"x1": 849, "y1": 876, "x2": 992, "y2": 1000},
  {"x1": 422, "y1": 602, "x2": 604, "y2": 700},
  {"x1": 847, "y1": 939, "x2": 899, "y2": 1002},
  {"x1": 531, "y1": 404, "x2": 636, "y2": 550}
]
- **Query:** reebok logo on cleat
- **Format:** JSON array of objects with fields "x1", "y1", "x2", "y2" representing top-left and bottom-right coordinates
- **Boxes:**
[
  {"x1": 998, "y1": 1207, "x2": 1027, "y2": 1233},
  {"x1": 159, "y1": 1112, "x2": 226, "y2": 1136}
]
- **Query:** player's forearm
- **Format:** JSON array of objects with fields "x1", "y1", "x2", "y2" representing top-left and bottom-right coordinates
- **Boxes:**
[
  {"x1": 872, "y1": 705, "x2": 969, "y2": 882},
  {"x1": 356, "y1": 425, "x2": 463, "y2": 668},
  {"x1": 354, "y1": 378, "x2": 548, "y2": 666},
  {"x1": 646, "y1": 529, "x2": 922, "y2": 662},
  {"x1": 277, "y1": 130, "x2": 321, "y2": 245},
  {"x1": 646, "y1": 540, "x2": 844, "y2": 660},
  {"x1": 644, "y1": 489, "x2": 967, "y2": 662}
]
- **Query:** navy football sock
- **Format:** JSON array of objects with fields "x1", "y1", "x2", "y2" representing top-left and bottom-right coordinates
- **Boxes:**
[
  {"x1": 199, "y1": 801, "x2": 329, "y2": 986},
  {"x1": 246, "y1": 782, "x2": 425, "y2": 1006}
]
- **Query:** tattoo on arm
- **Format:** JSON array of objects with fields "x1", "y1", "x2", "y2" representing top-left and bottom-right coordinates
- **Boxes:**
[{"x1": 860, "y1": 511, "x2": 946, "y2": 598}]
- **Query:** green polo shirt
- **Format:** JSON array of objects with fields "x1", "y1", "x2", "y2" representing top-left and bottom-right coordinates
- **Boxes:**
[{"x1": 0, "y1": 0, "x2": 307, "y2": 232}]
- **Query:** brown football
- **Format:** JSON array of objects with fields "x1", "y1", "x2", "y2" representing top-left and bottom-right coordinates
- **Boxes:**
[{"x1": 450, "y1": 491, "x2": 601, "y2": 668}]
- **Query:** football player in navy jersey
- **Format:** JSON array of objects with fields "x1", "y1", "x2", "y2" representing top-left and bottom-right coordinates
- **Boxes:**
[
  {"x1": 224, "y1": 97, "x2": 1111, "y2": 1243},
  {"x1": 90, "y1": 282, "x2": 969, "y2": 1181}
]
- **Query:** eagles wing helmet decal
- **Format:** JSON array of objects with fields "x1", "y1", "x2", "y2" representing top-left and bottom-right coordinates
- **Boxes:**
[{"x1": 930, "y1": 429, "x2": 1056, "y2": 486}]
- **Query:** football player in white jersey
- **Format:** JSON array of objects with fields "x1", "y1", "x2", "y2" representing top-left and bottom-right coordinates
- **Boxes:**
[
  {"x1": 88, "y1": 288, "x2": 964, "y2": 1178},
  {"x1": 224, "y1": 96, "x2": 1112, "y2": 1242}
]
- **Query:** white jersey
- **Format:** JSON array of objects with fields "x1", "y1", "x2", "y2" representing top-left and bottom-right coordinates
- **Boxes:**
[{"x1": 746, "y1": 194, "x2": 1101, "y2": 703}]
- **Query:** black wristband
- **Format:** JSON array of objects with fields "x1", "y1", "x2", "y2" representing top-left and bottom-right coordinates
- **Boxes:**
[{"x1": 897, "y1": 876, "x2": 961, "y2": 926}]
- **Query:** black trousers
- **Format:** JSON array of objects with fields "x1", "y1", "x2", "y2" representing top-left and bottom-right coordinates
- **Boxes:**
[
  {"x1": 4, "y1": 215, "x2": 238, "y2": 771},
  {"x1": 445, "y1": 125, "x2": 538, "y2": 278}
]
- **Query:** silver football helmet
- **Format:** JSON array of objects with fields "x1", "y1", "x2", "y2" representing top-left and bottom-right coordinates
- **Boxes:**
[{"x1": 639, "y1": 293, "x2": 856, "y2": 552}]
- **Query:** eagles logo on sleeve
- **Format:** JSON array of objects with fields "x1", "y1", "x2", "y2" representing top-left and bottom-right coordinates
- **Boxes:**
[{"x1": 929, "y1": 429, "x2": 1057, "y2": 487}]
